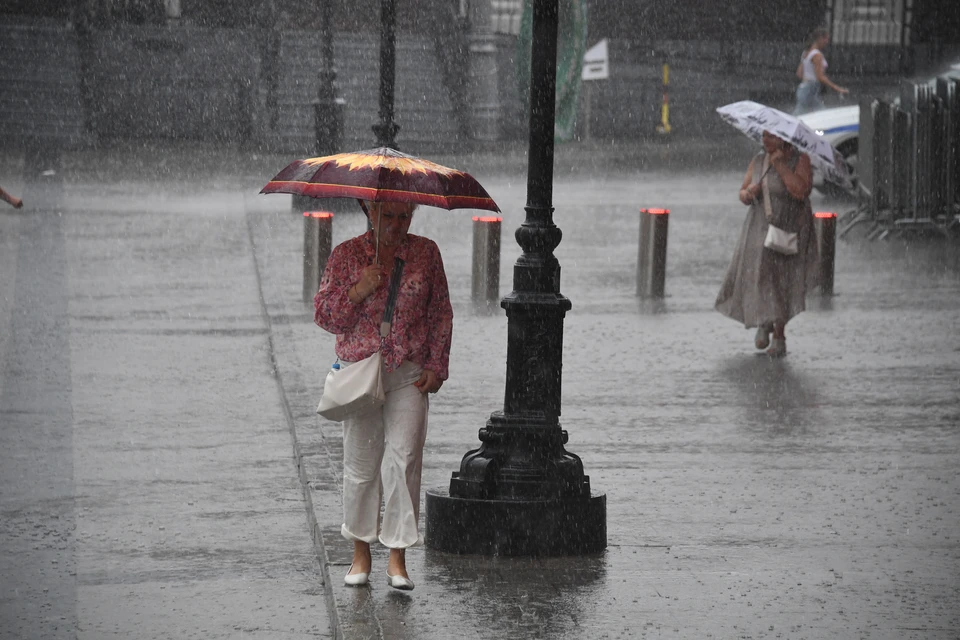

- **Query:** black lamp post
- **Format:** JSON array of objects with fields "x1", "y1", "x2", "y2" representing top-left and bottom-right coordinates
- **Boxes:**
[
  {"x1": 425, "y1": 0, "x2": 606, "y2": 556},
  {"x1": 372, "y1": 0, "x2": 400, "y2": 149},
  {"x1": 313, "y1": 0, "x2": 344, "y2": 156}
]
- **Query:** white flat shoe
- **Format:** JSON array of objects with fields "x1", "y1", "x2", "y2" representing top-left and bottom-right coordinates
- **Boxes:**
[
  {"x1": 386, "y1": 571, "x2": 415, "y2": 591},
  {"x1": 344, "y1": 565, "x2": 369, "y2": 586}
]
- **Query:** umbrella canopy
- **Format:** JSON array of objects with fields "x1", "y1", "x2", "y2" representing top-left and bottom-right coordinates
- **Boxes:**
[
  {"x1": 260, "y1": 147, "x2": 500, "y2": 212},
  {"x1": 716, "y1": 100, "x2": 855, "y2": 191}
]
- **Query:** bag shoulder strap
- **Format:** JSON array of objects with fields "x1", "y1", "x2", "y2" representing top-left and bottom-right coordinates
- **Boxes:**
[
  {"x1": 760, "y1": 154, "x2": 774, "y2": 222},
  {"x1": 379, "y1": 256, "x2": 405, "y2": 339}
]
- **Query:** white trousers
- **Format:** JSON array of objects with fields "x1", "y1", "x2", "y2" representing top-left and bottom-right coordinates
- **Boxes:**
[{"x1": 340, "y1": 360, "x2": 428, "y2": 549}]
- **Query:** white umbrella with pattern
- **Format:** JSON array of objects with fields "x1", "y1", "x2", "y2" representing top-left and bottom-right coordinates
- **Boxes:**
[{"x1": 717, "y1": 100, "x2": 855, "y2": 191}]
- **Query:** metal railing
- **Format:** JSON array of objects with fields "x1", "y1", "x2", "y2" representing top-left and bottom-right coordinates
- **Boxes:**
[{"x1": 843, "y1": 72, "x2": 960, "y2": 239}]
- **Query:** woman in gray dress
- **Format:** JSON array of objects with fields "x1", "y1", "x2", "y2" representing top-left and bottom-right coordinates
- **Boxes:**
[{"x1": 715, "y1": 131, "x2": 819, "y2": 357}]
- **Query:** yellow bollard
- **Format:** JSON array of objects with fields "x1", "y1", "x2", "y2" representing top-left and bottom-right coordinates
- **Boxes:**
[{"x1": 656, "y1": 63, "x2": 671, "y2": 135}]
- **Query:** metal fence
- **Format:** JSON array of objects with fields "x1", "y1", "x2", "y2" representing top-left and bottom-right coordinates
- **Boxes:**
[{"x1": 845, "y1": 71, "x2": 960, "y2": 239}]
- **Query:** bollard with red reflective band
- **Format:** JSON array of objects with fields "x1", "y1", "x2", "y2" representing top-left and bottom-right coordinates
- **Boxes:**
[
  {"x1": 813, "y1": 211, "x2": 837, "y2": 296},
  {"x1": 636, "y1": 208, "x2": 670, "y2": 298},
  {"x1": 303, "y1": 211, "x2": 334, "y2": 302},
  {"x1": 472, "y1": 215, "x2": 501, "y2": 311}
]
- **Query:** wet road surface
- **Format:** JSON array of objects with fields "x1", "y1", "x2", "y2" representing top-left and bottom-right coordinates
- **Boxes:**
[
  {"x1": 1, "y1": 154, "x2": 331, "y2": 639},
  {"x1": 1, "y1": 143, "x2": 958, "y2": 639},
  {"x1": 249, "y1": 165, "x2": 959, "y2": 639}
]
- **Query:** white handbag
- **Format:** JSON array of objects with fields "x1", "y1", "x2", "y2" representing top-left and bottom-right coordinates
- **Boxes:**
[
  {"x1": 316, "y1": 350, "x2": 385, "y2": 421},
  {"x1": 760, "y1": 155, "x2": 799, "y2": 255},
  {"x1": 316, "y1": 257, "x2": 405, "y2": 422},
  {"x1": 763, "y1": 224, "x2": 799, "y2": 255}
]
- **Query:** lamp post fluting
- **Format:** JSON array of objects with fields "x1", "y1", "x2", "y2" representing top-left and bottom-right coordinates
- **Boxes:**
[
  {"x1": 425, "y1": 0, "x2": 606, "y2": 556},
  {"x1": 313, "y1": 0, "x2": 344, "y2": 156},
  {"x1": 372, "y1": 0, "x2": 400, "y2": 149}
]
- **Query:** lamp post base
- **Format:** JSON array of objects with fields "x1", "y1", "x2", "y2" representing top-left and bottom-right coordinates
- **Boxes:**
[{"x1": 425, "y1": 489, "x2": 606, "y2": 556}]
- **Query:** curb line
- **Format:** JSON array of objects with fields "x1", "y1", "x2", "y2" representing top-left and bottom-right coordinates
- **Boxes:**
[{"x1": 245, "y1": 208, "x2": 347, "y2": 640}]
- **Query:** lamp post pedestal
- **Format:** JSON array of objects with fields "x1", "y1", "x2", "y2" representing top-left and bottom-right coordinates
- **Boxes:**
[
  {"x1": 372, "y1": 122, "x2": 400, "y2": 149},
  {"x1": 313, "y1": 75, "x2": 345, "y2": 155},
  {"x1": 426, "y1": 407, "x2": 606, "y2": 555}
]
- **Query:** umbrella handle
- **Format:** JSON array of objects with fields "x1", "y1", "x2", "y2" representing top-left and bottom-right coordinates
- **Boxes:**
[{"x1": 355, "y1": 199, "x2": 381, "y2": 265}]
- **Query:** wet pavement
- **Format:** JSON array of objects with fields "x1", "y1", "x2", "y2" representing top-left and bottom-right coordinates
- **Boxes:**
[
  {"x1": 2, "y1": 141, "x2": 959, "y2": 639},
  {"x1": 1, "y1": 149, "x2": 331, "y2": 639}
]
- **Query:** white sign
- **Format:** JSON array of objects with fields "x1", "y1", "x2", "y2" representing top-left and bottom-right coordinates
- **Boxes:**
[{"x1": 582, "y1": 39, "x2": 609, "y2": 81}]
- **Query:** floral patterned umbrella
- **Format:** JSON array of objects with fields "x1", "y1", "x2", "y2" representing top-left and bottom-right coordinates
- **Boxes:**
[{"x1": 260, "y1": 146, "x2": 500, "y2": 212}]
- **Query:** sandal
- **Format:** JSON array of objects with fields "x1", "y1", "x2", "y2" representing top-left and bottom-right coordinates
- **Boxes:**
[
  {"x1": 754, "y1": 323, "x2": 772, "y2": 350},
  {"x1": 766, "y1": 338, "x2": 787, "y2": 358}
]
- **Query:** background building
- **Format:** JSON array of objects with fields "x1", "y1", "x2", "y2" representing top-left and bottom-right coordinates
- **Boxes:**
[{"x1": 1, "y1": 0, "x2": 957, "y2": 152}]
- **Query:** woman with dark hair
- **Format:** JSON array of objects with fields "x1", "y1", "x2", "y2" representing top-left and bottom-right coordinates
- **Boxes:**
[
  {"x1": 794, "y1": 27, "x2": 848, "y2": 114},
  {"x1": 716, "y1": 131, "x2": 819, "y2": 357}
]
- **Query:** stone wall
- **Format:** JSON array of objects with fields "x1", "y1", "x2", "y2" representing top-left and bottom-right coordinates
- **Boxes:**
[
  {"x1": 85, "y1": 25, "x2": 259, "y2": 142},
  {"x1": 0, "y1": 14, "x2": 925, "y2": 152},
  {"x1": 0, "y1": 17, "x2": 90, "y2": 147}
]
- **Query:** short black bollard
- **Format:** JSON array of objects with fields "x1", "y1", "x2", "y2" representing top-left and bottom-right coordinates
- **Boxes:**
[
  {"x1": 636, "y1": 207, "x2": 670, "y2": 298},
  {"x1": 303, "y1": 211, "x2": 333, "y2": 302},
  {"x1": 472, "y1": 215, "x2": 502, "y2": 311},
  {"x1": 813, "y1": 211, "x2": 837, "y2": 296}
]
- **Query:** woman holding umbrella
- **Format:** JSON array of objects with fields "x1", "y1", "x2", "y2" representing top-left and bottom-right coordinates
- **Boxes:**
[
  {"x1": 313, "y1": 199, "x2": 453, "y2": 591},
  {"x1": 715, "y1": 130, "x2": 819, "y2": 358}
]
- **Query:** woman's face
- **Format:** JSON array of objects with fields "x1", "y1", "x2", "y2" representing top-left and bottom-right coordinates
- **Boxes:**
[
  {"x1": 762, "y1": 131, "x2": 782, "y2": 154},
  {"x1": 368, "y1": 201, "x2": 415, "y2": 249}
]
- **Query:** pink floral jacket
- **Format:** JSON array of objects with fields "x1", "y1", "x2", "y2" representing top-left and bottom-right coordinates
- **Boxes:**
[{"x1": 313, "y1": 231, "x2": 453, "y2": 380}]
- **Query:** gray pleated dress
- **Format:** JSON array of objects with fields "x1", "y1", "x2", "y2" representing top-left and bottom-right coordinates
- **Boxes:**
[{"x1": 715, "y1": 151, "x2": 819, "y2": 329}]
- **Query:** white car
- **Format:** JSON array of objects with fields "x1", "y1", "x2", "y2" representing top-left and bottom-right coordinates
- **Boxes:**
[{"x1": 797, "y1": 105, "x2": 860, "y2": 197}]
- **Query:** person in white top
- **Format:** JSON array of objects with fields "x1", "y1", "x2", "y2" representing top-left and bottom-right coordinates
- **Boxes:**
[{"x1": 793, "y1": 27, "x2": 848, "y2": 115}]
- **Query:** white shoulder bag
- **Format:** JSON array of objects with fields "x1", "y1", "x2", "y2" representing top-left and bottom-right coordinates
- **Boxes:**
[
  {"x1": 761, "y1": 155, "x2": 799, "y2": 255},
  {"x1": 316, "y1": 257, "x2": 405, "y2": 422}
]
